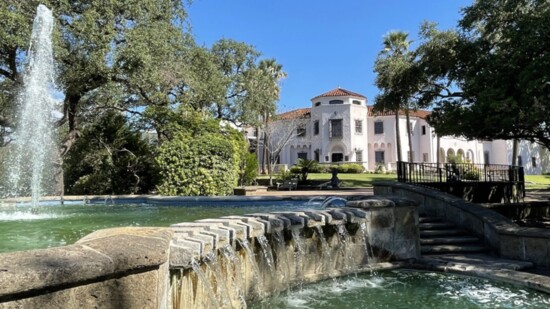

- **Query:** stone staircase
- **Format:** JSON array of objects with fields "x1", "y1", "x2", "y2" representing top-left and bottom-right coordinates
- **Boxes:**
[{"x1": 419, "y1": 215, "x2": 487, "y2": 255}]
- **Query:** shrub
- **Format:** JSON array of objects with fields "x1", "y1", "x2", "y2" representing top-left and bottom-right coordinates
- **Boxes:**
[
  {"x1": 240, "y1": 152, "x2": 258, "y2": 186},
  {"x1": 289, "y1": 165, "x2": 302, "y2": 174},
  {"x1": 334, "y1": 163, "x2": 364, "y2": 174},
  {"x1": 462, "y1": 165, "x2": 481, "y2": 180},
  {"x1": 156, "y1": 131, "x2": 238, "y2": 196}
]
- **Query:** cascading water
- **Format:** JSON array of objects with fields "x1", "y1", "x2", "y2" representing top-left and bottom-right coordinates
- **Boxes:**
[
  {"x1": 204, "y1": 253, "x2": 233, "y2": 308},
  {"x1": 7, "y1": 5, "x2": 58, "y2": 208}
]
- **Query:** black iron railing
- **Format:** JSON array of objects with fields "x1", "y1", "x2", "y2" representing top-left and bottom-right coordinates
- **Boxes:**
[{"x1": 397, "y1": 161, "x2": 525, "y2": 199}]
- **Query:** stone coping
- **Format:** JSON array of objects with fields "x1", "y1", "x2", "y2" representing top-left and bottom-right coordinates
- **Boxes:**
[
  {"x1": 375, "y1": 181, "x2": 550, "y2": 239},
  {"x1": 375, "y1": 181, "x2": 550, "y2": 268},
  {"x1": 0, "y1": 227, "x2": 172, "y2": 300},
  {"x1": 0, "y1": 194, "x2": 335, "y2": 207}
]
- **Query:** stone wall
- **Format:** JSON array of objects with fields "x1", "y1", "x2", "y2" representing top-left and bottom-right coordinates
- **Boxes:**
[
  {"x1": 0, "y1": 196, "x2": 419, "y2": 308},
  {"x1": 374, "y1": 181, "x2": 550, "y2": 268},
  {"x1": 0, "y1": 227, "x2": 173, "y2": 309}
]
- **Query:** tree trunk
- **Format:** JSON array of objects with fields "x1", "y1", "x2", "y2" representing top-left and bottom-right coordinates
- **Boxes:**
[
  {"x1": 405, "y1": 107, "x2": 413, "y2": 162},
  {"x1": 255, "y1": 126, "x2": 260, "y2": 173},
  {"x1": 394, "y1": 109, "x2": 402, "y2": 163}
]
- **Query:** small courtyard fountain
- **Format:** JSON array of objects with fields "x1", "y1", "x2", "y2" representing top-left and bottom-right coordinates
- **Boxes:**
[{"x1": 6, "y1": 4, "x2": 58, "y2": 208}]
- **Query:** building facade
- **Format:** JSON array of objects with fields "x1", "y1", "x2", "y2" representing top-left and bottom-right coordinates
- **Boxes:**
[{"x1": 251, "y1": 88, "x2": 548, "y2": 174}]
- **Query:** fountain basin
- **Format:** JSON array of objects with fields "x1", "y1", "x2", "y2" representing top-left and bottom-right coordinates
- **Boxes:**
[{"x1": 0, "y1": 195, "x2": 549, "y2": 308}]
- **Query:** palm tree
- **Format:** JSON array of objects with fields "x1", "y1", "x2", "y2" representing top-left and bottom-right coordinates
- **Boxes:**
[{"x1": 374, "y1": 31, "x2": 413, "y2": 163}]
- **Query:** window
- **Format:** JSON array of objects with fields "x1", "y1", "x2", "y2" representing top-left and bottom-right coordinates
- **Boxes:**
[
  {"x1": 314, "y1": 149, "x2": 320, "y2": 162},
  {"x1": 332, "y1": 153, "x2": 344, "y2": 162},
  {"x1": 422, "y1": 153, "x2": 429, "y2": 162},
  {"x1": 315, "y1": 101, "x2": 321, "y2": 107},
  {"x1": 297, "y1": 125, "x2": 306, "y2": 137},
  {"x1": 422, "y1": 125, "x2": 426, "y2": 135},
  {"x1": 374, "y1": 121, "x2": 384, "y2": 134},
  {"x1": 325, "y1": 156, "x2": 329, "y2": 162},
  {"x1": 532, "y1": 157, "x2": 537, "y2": 167},
  {"x1": 329, "y1": 119, "x2": 343, "y2": 138},
  {"x1": 344, "y1": 155, "x2": 349, "y2": 161},
  {"x1": 297, "y1": 152, "x2": 308, "y2": 161},
  {"x1": 352, "y1": 100, "x2": 361, "y2": 105},
  {"x1": 517, "y1": 155, "x2": 523, "y2": 166},
  {"x1": 375, "y1": 151, "x2": 385, "y2": 163},
  {"x1": 356, "y1": 151, "x2": 363, "y2": 162},
  {"x1": 355, "y1": 120, "x2": 363, "y2": 134},
  {"x1": 409, "y1": 122, "x2": 414, "y2": 135},
  {"x1": 314, "y1": 120, "x2": 319, "y2": 135},
  {"x1": 329, "y1": 100, "x2": 344, "y2": 104}
]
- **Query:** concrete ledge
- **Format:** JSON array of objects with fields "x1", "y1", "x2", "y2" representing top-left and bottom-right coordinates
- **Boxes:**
[{"x1": 0, "y1": 227, "x2": 172, "y2": 303}]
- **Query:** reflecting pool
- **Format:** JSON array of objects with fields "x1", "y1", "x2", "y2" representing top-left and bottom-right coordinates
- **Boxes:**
[{"x1": 0, "y1": 200, "x2": 321, "y2": 253}]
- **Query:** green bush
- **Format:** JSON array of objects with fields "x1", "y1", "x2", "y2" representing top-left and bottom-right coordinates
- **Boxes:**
[
  {"x1": 289, "y1": 165, "x2": 301, "y2": 174},
  {"x1": 334, "y1": 163, "x2": 364, "y2": 174},
  {"x1": 240, "y1": 152, "x2": 258, "y2": 186},
  {"x1": 156, "y1": 131, "x2": 238, "y2": 196},
  {"x1": 462, "y1": 166, "x2": 481, "y2": 180},
  {"x1": 308, "y1": 164, "x2": 326, "y2": 173}
]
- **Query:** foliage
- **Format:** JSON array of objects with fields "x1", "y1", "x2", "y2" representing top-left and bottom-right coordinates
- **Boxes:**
[
  {"x1": 239, "y1": 152, "x2": 259, "y2": 186},
  {"x1": 414, "y1": 1, "x2": 550, "y2": 148},
  {"x1": 296, "y1": 158, "x2": 319, "y2": 181},
  {"x1": 373, "y1": 31, "x2": 418, "y2": 162},
  {"x1": 336, "y1": 164, "x2": 365, "y2": 174},
  {"x1": 276, "y1": 170, "x2": 296, "y2": 182},
  {"x1": 155, "y1": 116, "x2": 244, "y2": 196},
  {"x1": 64, "y1": 111, "x2": 158, "y2": 195},
  {"x1": 289, "y1": 166, "x2": 302, "y2": 174}
]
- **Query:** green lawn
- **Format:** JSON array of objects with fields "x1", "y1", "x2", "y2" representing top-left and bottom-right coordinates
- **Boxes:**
[
  {"x1": 258, "y1": 173, "x2": 549, "y2": 190},
  {"x1": 525, "y1": 175, "x2": 550, "y2": 190},
  {"x1": 258, "y1": 173, "x2": 397, "y2": 188}
]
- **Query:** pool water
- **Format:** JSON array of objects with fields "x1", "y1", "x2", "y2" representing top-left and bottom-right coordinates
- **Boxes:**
[
  {"x1": 0, "y1": 201, "x2": 321, "y2": 253},
  {"x1": 251, "y1": 270, "x2": 550, "y2": 308}
]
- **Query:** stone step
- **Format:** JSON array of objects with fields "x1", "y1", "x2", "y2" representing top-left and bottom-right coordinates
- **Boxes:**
[
  {"x1": 419, "y1": 222, "x2": 457, "y2": 230},
  {"x1": 420, "y1": 228, "x2": 468, "y2": 237},
  {"x1": 420, "y1": 236, "x2": 480, "y2": 245},
  {"x1": 419, "y1": 216, "x2": 443, "y2": 223},
  {"x1": 421, "y1": 244, "x2": 487, "y2": 254}
]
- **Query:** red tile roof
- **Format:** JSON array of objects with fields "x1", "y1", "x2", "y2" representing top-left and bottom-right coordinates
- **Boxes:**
[
  {"x1": 368, "y1": 106, "x2": 431, "y2": 119},
  {"x1": 276, "y1": 108, "x2": 311, "y2": 120},
  {"x1": 311, "y1": 88, "x2": 367, "y2": 100}
]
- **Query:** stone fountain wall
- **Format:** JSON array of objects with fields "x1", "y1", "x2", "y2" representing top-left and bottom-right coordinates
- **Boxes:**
[{"x1": 0, "y1": 196, "x2": 418, "y2": 309}]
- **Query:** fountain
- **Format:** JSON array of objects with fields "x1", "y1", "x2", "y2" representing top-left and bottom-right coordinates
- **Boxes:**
[{"x1": 6, "y1": 4, "x2": 58, "y2": 208}]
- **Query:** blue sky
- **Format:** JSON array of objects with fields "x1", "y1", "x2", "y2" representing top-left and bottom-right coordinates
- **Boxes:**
[{"x1": 187, "y1": 0, "x2": 472, "y2": 112}]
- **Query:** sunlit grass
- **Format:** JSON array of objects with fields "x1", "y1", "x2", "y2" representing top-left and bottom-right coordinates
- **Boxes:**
[
  {"x1": 257, "y1": 173, "x2": 396, "y2": 188},
  {"x1": 525, "y1": 175, "x2": 550, "y2": 190},
  {"x1": 258, "y1": 173, "x2": 549, "y2": 190}
]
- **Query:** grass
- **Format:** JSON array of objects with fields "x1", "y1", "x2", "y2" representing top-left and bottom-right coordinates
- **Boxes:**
[
  {"x1": 258, "y1": 173, "x2": 550, "y2": 190},
  {"x1": 257, "y1": 173, "x2": 397, "y2": 188},
  {"x1": 525, "y1": 175, "x2": 550, "y2": 190}
]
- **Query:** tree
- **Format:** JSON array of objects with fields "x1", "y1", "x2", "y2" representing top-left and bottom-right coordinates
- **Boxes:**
[
  {"x1": 418, "y1": 1, "x2": 550, "y2": 148},
  {"x1": 0, "y1": 0, "x2": 190, "y2": 192},
  {"x1": 64, "y1": 111, "x2": 158, "y2": 195},
  {"x1": 262, "y1": 115, "x2": 308, "y2": 186},
  {"x1": 373, "y1": 31, "x2": 414, "y2": 163}
]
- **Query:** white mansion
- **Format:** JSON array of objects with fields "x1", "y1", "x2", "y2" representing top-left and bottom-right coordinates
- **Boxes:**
[{"x1": 250, "y1": 88, "x2": 549, "y2": 175}]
